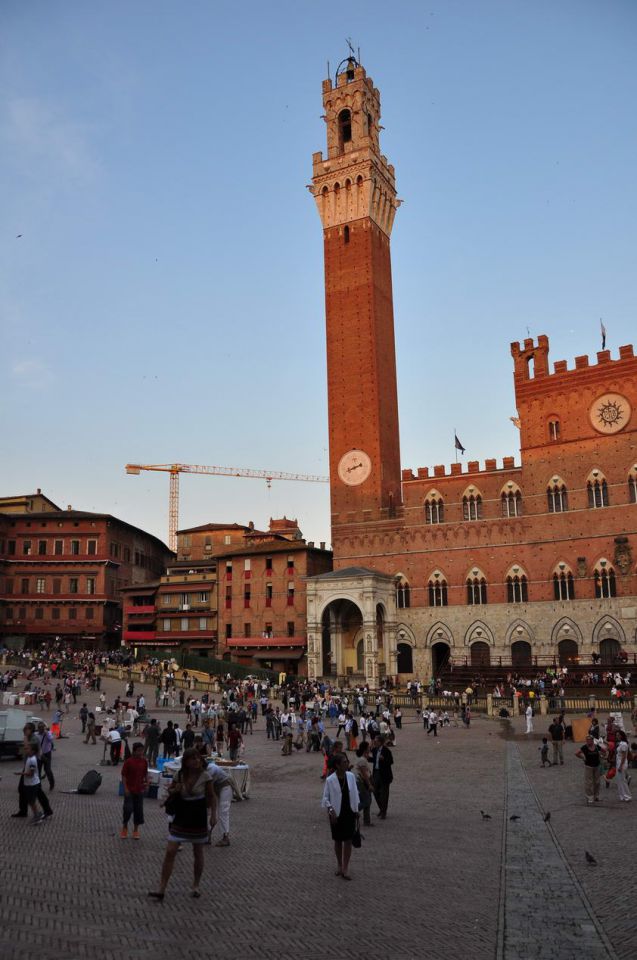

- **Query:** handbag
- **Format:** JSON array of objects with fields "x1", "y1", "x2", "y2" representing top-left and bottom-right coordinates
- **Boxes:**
[
  {"x1": 163, "y1": 774, "x2": 182, "y2": 816},
  {"x1": 352, "y1": 828, "x2": 363, "y2": 849}
]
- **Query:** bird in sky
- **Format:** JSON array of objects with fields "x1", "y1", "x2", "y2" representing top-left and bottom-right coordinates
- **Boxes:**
[
  {"x1": 480, "y1": 810, "x2": 491, "y2": 820},
  {"x1": 585, "y1": 851, "x2": 597, "y2": 865},
  {"x1": 509, "y1": 815, "x2": 520, "y2": 822},
  {"x1": 16, "y1": 234, "x2": 22, "y2": 238}
]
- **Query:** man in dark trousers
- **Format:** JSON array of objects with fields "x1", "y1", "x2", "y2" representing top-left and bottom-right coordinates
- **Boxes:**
[
  {"x1": 160, "y1": 720, "x2": 177, "y2": 759},
  {"x1": 371, "y1": 734, "x2": 394, "y2": 820}
]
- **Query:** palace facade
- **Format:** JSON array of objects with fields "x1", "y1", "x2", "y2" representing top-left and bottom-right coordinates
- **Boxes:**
[{"x1": 305, "y1": 58, "x2": 637, "y2": 684}]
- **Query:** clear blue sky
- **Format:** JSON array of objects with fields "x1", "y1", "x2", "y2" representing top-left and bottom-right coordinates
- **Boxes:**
[{"x1": 2, "y1": 0, "x2": 635, "y2": 548}]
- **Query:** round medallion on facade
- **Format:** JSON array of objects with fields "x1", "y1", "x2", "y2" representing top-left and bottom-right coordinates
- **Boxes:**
[
  {"x1": 589, "y1": 393, "x2": 631, "y2": 434},
  {"x1": 337, "y1": 449, "x2": 372, "y2": 485}
]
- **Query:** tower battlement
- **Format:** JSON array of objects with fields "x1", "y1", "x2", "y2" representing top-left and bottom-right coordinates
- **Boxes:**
[
  {"x1": 511, "y1": 335, "x2": 635, "y2": 387},
  {"x1": 401, "y1": 456, "x2": 518, "y2": 484}
]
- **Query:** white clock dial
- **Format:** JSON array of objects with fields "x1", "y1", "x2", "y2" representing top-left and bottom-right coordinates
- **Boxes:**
[{"x1": 337, "y1": 449, "x2": 372, "y2": 486}]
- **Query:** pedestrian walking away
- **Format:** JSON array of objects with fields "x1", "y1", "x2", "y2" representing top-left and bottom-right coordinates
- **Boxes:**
[
  {"x1": 121, "y1": 742, "x2": 148, "y2": 839},
  {"x1": 548, "y1": 716, "x2": 565, "y2": 765}
]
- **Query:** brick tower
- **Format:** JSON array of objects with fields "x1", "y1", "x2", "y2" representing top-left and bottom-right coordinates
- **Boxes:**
[{"x1": 311, "y1": 57, "x2": 402, "y2": 525}]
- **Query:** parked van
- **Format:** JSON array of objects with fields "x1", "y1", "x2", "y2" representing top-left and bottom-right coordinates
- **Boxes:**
[{"x1": 0, "y1": 710, "x2": 43, "y2": 758}]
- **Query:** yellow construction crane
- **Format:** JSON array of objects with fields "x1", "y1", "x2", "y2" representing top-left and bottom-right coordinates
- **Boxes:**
[{"x1": 125, "y1": 462, "x2": 329, "y2": 552}]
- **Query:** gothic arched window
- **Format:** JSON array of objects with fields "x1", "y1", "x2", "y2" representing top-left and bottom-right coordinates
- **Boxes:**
[
  {"x1": 466, "y1": 572, "x2": 487, "y2": 605},
  {"x1": 587, "y1": 471, "x2": 609, "y2": 509},
  {"x1": 463, "y1": 491, "x2": 483, "y2": 521},
  {"x1": 424, "y1": 491, "x2": 444, "y2": 524},
  {"x1": 594, "y1": 562, "x2": 616, "y2": 599},
  {"x1": 395, "y1": 576, "x2": 410, "y2": 609},
  {"x1": 553, "y1": 563, "x2": 575, "y2": 601},
  {"x1": 506, "y1": 571, "x2": 528, "y2": 603},
  {"x1": 428, "y1": 572, "x2": 448, "y2": 607},
  {"x1": 501, "y1": 485, "x2": 523, "y2": 518},
  {"x1": 547, "y1": 478, "x2": 568, "y2": 513}
]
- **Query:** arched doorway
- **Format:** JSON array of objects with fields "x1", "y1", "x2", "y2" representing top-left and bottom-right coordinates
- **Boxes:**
[
  {"x1": 432, "y1": 641, "x2": 450, "y2": 676},
  {"x1": 558, "y1": 638, "x2": 578, "y2": 666},
  {"x1": 470, "y1": 641, "x2": 491, "y2": 668},
  {"x1": 321, "y1": 599, "x2": 363, "y2": 677},
  {"x1": 511, "y1": 640, "x2": 532, "y2": 668},
  {"x1": 600, "y1": 638, "x2": 620, "y2": 664},
  {"x1": 397, "y1": 643, "x2": 413, "y2": 674}
]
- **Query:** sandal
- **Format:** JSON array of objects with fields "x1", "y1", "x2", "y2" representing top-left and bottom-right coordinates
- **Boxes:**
[{"x1": 148, "y1": 892, "x2": 164, "y2": 901}]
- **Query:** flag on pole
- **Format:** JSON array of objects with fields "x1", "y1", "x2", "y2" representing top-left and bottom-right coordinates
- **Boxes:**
[
  {"x1": 600, "y1": 318, "x2": 606, "y2": 350},
  {"x1": 454, "y1": 433, "x2": 466, "y2": 454}
]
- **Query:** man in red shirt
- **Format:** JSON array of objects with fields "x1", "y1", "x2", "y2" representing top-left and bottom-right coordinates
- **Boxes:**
[{"x1": 120, "y1": 741, "x2": 148, "y2": 839}]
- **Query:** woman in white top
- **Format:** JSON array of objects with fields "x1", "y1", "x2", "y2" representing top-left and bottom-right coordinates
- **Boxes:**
[
  {"x1": 22, "y1": 743, "x2": 43, "y2": 822},
  {"x1": 615, "y1": 731, "x2": 632, "y2": 802},
  {"x1": 321, "y1": 753, "x2": 360, "y2": 881}
]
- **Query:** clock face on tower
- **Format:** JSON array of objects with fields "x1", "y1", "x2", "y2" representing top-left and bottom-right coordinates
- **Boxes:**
[{"x1": 338, "y1": 449, "x2": 372, "y2": 486}]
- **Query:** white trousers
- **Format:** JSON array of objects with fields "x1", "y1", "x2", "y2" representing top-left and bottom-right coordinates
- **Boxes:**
[
  {"x1": 526, "y1": 718, "x2": 533, "y2": 733},
  {"x1": 616, "y1": 769, "x2": 632, "y2": 801},
  {"x1": 217, "y1": 784, "x2": 233, "y2": 835}
]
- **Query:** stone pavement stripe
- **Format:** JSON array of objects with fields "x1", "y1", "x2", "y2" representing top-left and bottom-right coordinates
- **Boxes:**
[{"x1": 498, "y1": 743, "x2": 618, "y2": 960}]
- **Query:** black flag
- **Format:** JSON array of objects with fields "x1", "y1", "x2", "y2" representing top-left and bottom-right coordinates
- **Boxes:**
[
  {"x1": 600, "y1": 318, "x2": 607, "y2": 350},
  {"x1": 454, "y1": 433, "x2": 466, "y2": 454}
]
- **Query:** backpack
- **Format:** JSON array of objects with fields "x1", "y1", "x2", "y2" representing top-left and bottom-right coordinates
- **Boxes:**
[{"x1": 77, "y1": 769, "x2": 103, "y2": 795}]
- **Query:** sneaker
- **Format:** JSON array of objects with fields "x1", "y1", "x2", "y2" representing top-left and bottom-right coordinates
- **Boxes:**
[
  {"x1": 132, "y1": 829, "x2": 140, "y2": 840},
  {"x1": 32, "y1": 813, "x2": 45, "y2": 823},
  {"x1": 42, "y1": 811, "x2": 54, "y2": 818},
  {"x1": 215, "y1": 837, "x2": 230, "y2": 847},
  {"x1": 120, "y1": 827, "x2": 128, "y2": 839}
]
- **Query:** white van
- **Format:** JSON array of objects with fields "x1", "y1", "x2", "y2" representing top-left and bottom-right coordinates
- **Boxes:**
[{"x1": 0, "y1": 710, "x2": 44, "y2": 759}]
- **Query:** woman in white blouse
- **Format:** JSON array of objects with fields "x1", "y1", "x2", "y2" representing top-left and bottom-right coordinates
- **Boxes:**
[{"x1": 321, "y1": 753, "x2": 360, "y2": 880}]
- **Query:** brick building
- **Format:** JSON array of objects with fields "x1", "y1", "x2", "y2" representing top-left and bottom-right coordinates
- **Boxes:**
[
  {"x1": 121, "y1": 558, "x2": 217, "y2": 655},
  {"x1": 218, "y1": 535, "x2": 332, "y2": 676},
  {"x1": 120, "y1": 518, "x2": 332, "y2": 672},
  {"x1": 305, "y1": 57, "x2": 637, "y2": 685},
  {"x1": 0, "y1": 503, "x2": 172, "y2": 647}
]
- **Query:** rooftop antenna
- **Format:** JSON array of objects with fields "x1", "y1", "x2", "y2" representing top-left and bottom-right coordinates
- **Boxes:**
[
  {"x1": 358, "y1": 46, "x2": 361, "y2": 63},
  {"x1": 327, "y1": 59, "x2": 330, "y2": 81},
  {"x1": 346, "y1": 37, "x2": 356, "y2": 59}
]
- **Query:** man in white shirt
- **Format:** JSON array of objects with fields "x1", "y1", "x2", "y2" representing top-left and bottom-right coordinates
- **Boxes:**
[
  {"x1": 108, "y1": 727, "x2": 122, "y2": 765},
  {"x1": 525, "y1": 704, "x2": 534, "y2": 734}
]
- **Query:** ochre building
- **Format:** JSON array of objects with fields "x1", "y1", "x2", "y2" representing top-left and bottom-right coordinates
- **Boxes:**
[{"x1": 305, "y1": 57, "x2": 637, "y2": 685}]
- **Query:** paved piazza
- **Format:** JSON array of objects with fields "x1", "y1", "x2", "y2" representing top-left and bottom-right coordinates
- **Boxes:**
[{"x1": 0, "y1": 676, "x2": 634, "y2": 960}]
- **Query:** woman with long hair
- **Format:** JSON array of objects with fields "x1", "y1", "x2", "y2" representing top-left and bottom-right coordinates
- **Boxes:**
[
  {"x1": 321, "y1": 752, "x2": 360, "y2": 881},
  {"x1": 149, "y1": 748, "x2": 216, "y2": 900}
]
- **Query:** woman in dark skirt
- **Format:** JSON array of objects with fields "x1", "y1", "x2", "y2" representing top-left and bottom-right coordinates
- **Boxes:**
[
  {"x1": 149, "y1": 748, "x2": 217, "y2": 900},
  {"x1": 321, "y1": 753, "x2": 360, "y2": 880}
]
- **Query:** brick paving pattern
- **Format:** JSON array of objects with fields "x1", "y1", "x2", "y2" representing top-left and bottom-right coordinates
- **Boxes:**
[{"x1": 0, "y1": 678, "x2": 634, "y2": 959}]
